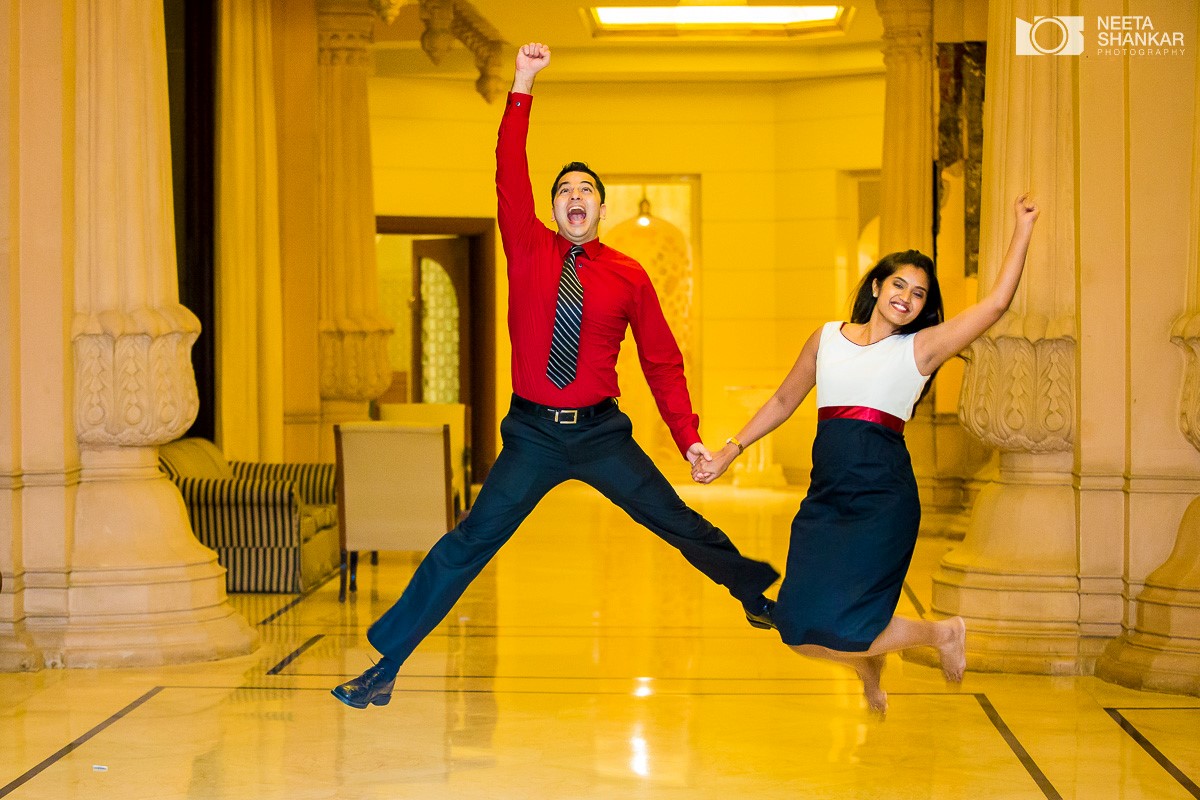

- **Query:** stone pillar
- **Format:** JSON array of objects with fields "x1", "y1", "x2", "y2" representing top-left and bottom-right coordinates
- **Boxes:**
[
  {"x1": 44, "y1": 0, "x2": 256, "y2": 666},
  {"x1": 1096, "y1": 9, "x2": 1200, "y2": 696},
  {"x1": 0, "y1": 0, "x2": 42, "y2": 671},
  {"x1": 931, "y1": 0, "x2": 1081, "y2": 673},
  {"x1": 875, "y1": 0, "x2": 957, "y2": 535},
  {"x1": 316, "y1": 0, "x2": 392, "y2": 460},
  {"x1": 875, "y1": 0, "x2": 934, "y2": 257}
]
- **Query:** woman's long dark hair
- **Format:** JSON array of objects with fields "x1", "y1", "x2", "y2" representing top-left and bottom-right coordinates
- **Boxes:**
[
  {"x1": 850, "y1": 250, "x2": 944, "y2": 333},
  {"x1": 849, "y1": 250, "x2": 945, "y2": 404}
]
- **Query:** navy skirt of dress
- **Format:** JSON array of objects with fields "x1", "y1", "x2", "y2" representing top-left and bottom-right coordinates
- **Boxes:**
[{"x1": 772, "y1": 417, "x2": 920, "y2": 651}]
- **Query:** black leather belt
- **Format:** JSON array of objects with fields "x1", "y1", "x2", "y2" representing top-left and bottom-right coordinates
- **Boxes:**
[{"x1": 511, "y1": 395, "x2": 616, "y2": 425}]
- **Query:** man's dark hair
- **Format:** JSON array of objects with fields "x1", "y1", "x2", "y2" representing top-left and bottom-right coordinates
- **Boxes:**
[{"x1": 551, "y1": 161, "x2": 606, "y2": 204}]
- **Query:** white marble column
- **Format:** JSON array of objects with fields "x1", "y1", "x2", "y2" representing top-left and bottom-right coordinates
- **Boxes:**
[
  {"x1": 1096, "y1": 9, "x2": 1200, "y2": 695},
  {"x1": 931, "y1": 0, "x2": 1081, "y2": 673},
  {"x1": 316, "y1": 0, "x2": 393, "y2": 459},
  {"x1": 39, "y1": 0, "x2": 256, "y2": 666}
]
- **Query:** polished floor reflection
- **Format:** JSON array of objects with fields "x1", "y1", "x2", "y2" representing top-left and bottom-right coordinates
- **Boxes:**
[{"x1": 3, "y1": 482, "x2": 1198, "y2": 799}]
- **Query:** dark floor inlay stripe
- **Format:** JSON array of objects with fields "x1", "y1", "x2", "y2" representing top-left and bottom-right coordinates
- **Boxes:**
[
  {"x1": 901, "y1": 580, "x2": 926, "y2": 618},
  {"x1": 975, "y1": 694, "x2": 1061, "y2": 800},
  {"x1": 257, "y1": 570, "x2": 339, "y2": 626},
  {"x1": 0, "y1": 687, "x2": 163, "y2": 798},
  {"x1": 267, "y1": 634, "x2": 325, "y2": 676},
  {"x1": 1106, "y1": 708, "x2": 1200, "y2": 798}
]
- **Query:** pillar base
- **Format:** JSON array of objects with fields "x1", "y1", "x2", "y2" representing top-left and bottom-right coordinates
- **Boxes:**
[
  {"x1": 928, "y1": 471, "x2": 1084, "y2": 673},
  {"x1": 30, "y1": 601, "x2": 257, "y2": 669},
  {"x1": 1094, "y1": 497, "x2": 1200, "y2": 696},
  {"x1": 0, "y1": 627, "x2": 41, "y2": 671},
  {"x1": 1094, "y1": 579, "x2": 1200, "y2": 696},
  {"x1": 1, "y1": 569, "x2": 43, "y2": 671},
  {"x1": 919, "y1": 506, "x2": 970, "y2": 540},
  {"x1": 903, "y1": 617, "x2": 1095, "y2": 675},
  {"x1": 1096, "y1": 632, "x2": 1200, "y2": 697},
  {"x1": 25, "y1": 448, "x2": 258, "y2": 668}
]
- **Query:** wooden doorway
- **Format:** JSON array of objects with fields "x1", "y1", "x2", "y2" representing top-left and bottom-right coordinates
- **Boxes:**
[
  {"x1": 411, "y1": 237, "x2": 471, "y2": 406},
  {"x1": 376, "y1": 216, "x2": 497, "y2": 481}
]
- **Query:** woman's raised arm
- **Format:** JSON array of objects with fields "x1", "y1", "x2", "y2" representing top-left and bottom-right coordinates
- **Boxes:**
[{"x1": 913, "y1": 193, "x2": 1039, "y2": 375}]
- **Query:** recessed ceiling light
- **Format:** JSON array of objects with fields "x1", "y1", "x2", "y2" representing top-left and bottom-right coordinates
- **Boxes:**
[
  {"x1": 593, "y1": 5, "x2": 842, "y2": 27},
  {"x1": 586, "y1": 5, "x2": 849, "y2": 39}
]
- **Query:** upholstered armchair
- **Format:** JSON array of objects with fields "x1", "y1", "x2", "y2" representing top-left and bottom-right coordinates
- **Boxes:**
[
  {"x1": 334, "y1": 422, "x2": 455, "y2": 601},
  {"x1": 159, "y1": 438, "x2": 340, "y2": 593},
  {"x1": 376, "y1": 402, "x2": 471, "y2": 516}
]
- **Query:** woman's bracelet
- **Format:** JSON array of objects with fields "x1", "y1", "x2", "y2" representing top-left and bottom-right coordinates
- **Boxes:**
[{"x1": 725, "y1": 436, "x2": 745, "y2": 455}]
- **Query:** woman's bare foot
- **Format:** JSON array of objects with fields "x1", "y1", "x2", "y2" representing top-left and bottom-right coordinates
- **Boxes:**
[
  {"x1": 855, "y1": 654, "x2": 888, "y2": 715},
  {"x1": 936, "y1": 617, "x2": 967, "y2": 682}
]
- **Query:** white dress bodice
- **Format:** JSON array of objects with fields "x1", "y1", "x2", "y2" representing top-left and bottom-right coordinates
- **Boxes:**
[{"x1": 814, "y1": 321, "x2": 930, "y2": 422}]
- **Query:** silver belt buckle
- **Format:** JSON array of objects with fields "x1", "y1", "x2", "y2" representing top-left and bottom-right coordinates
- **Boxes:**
[{"x1": 555, "y1": 408, "x2": 579, "y2": 424}]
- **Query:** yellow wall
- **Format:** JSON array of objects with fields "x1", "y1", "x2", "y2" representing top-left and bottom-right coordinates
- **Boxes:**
[{"x1": 369, "y1": 73, "x2": 884, "y2": 479}]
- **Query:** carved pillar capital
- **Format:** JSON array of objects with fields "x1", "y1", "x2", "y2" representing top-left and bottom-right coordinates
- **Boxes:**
[
  {"x1": 317, "y1": 1, "x2": 374, "y2": 65},
  {"x1": 876, "y1": 0, "x2": 932, "y2": 56},
  {"x1": 958, "y1": 319, "x2": 1076, "y2": 453},
  {"x1": 72, "y1": 308, "x2": 200, "y2": 448},
  {"x1": 319, "y1": 326, "x2": 392, "y2": 402}
]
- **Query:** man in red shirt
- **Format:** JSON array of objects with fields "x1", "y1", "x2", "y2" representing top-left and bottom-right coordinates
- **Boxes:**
[{"x1": 333, "y1": 42, "x2": 779, "y2": 710}]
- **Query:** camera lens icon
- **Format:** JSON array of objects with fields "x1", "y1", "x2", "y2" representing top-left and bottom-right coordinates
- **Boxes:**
[{"x1": 1015, "y1": 16, "x2": 1085, "y2": 56}]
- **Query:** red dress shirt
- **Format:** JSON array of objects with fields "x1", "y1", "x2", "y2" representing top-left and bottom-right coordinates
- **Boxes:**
[{"x1": 497, "y1": 92, "x2": 700, "y2": 457}]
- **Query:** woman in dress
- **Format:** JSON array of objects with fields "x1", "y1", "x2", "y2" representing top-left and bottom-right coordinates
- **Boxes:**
[{"x1": 692, "y1": 193, "x2": 1039, "y2": 713}]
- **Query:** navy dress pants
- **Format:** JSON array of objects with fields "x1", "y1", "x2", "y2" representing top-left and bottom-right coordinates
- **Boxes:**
[{"x1": 367, "y1": 397, "x2": 780, "y2": 664}]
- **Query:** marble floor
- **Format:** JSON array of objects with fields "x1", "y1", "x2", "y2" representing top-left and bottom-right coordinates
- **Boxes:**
[{"x1": 2, "y1": 482, "x2": 1198, "y2": 799}]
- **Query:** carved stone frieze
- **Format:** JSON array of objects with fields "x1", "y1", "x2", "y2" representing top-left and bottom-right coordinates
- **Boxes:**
[
  {"x1": 369, "y1": 0, "x2": 404, "y2": 23},
  {"x1": 419, "y1": 0, "x2": 506, "y2": 103},
  {"x1": 450, "y1": 0, "x2": 504, "y2": 103},
  {"x1": 958, "y1": 320, "x2": 1075, "y2": 453},
  {"x1": 876, "y1": 0, "x2": 932, "y2": 59},
  {"x1": 72, "y1": 306, "x2": 200, "y2": 448},
  {"x1": 318, "y1": 4, "x2": 374, "y2": 66},
  {"x1": 419, "y1": 0, "x2": 455, "y2": 64}
]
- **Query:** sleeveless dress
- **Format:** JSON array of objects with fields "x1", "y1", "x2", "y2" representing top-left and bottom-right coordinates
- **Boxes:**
[{"x1": 772, "y1": 322, "x2": 931, "y2": 651}]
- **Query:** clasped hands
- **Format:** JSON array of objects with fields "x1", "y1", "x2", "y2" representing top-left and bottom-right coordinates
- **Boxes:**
[{"x1": 686, "y1": 442, "x2": 739, "y2": 484}]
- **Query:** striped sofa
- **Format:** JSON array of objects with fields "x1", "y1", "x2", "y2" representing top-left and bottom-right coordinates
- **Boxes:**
[{"x1": 159, "y1": 438, "x2": 340, "y2": 593}]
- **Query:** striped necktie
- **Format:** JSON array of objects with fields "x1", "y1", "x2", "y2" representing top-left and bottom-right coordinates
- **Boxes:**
[{"x1": 546, "y1": 245, "x2": 586, "y2": 389}]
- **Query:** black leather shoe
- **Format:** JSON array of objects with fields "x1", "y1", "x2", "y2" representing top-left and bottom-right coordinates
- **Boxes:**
[
  {"x1": 331, "y1": 662, "x2": 396, "y2": 709},
  {"x1": 745, "y1": 599, "x2": 777, "y2": 630}
]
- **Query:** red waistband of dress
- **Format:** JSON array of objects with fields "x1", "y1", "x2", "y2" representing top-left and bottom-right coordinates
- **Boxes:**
[{"x1": 817, "y1": 405, "x2": 905, "y2": 433}]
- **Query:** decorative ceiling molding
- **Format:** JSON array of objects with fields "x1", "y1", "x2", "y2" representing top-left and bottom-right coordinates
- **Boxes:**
[
  {"x1": 369, "y1": 0, "x2": 405, "y2": 23},
  {"x1": 417, "y1": 0, "x2": 506, "y2": 102}
]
